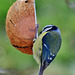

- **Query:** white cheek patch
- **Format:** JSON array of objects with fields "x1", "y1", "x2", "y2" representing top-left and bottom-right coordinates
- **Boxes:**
[
  {"x1": 42, "y1": 25, "x2": 54, "y2": 33},
  {"x1": 42, "y1": 27, "x2": 52, "y2": 33},
  {"x1": 56, "y1": 29, "x2": 61, "y2": 35},
  {"x1": 43, "y1": 25, "x2": 54, "y2": 29}
]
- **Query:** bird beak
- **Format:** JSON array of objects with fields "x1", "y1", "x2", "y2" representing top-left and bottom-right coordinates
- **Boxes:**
[{"x1": 40, "y1": 31, "x2": 42, "y2": 34}]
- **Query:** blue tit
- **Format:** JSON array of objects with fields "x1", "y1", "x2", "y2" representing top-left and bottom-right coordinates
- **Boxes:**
[{"x1": 33, "y1": 25, "x2": 62, "y2": 75}]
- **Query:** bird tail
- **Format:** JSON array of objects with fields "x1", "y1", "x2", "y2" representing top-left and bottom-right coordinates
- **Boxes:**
[{"x1": 38, "y1": 66, "x2": 44, "y2": 75}]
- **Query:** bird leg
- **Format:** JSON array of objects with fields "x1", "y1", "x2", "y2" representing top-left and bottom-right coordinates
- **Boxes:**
[{"x1": 33, "y1": 24, "x2": 39, "y2": 43}]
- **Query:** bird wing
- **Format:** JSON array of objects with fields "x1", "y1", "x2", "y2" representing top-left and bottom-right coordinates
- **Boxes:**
[{"x1": 41, "y1": 32, "x2": 61, "y2": 66}]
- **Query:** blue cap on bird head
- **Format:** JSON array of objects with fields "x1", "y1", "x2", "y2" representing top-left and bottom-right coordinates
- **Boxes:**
[{"x1": 40, "y1": 25, "x2": 61, "y2": 34}]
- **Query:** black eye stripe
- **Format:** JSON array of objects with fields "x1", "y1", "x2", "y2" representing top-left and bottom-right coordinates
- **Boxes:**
[
  {"x1": 40, "y1": 25, "x2": 58, "y2": 34},
  {"x1": 50, "y1": 26, "x2": 57, "y2": 30},
  {"x1": 43, "y1": 26, "x2": 57, "y2": 31},
  {"x1": 41, "y1": 26, "x2": 58, "y2": 33}
]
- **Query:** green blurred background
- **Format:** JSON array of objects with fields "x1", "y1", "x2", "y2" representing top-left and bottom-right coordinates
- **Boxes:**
[{"x1": 0, "y1": 0, "x2": 75, "y2": 75}]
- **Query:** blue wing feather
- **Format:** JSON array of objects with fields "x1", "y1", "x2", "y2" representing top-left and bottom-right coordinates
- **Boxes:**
[
  {"x1": 39, "y1": 32, "x2": 61, "y2": 75},
  {"x1": 42, "y1": 33, "x2": 54, "y2": 66},
  {"x1": 41, "y1": 32, "x2": 61, "y2": 66}
]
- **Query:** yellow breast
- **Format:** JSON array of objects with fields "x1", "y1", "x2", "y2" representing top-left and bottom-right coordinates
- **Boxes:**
[{"x1": 33, "y1": 32, "x2": 47, "y2": 66}]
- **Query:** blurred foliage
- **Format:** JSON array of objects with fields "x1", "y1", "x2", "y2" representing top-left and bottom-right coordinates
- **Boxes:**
[
  {"x1": 65, "y1": 0, "x2": 75, "y2": 9},
  {"x1": 0, "y1": 0, "x2": 75, "y2": 75}
]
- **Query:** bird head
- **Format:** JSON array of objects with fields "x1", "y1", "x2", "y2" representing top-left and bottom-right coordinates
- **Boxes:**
[{"x1": 40, "y1": 25, "x2": 61, "y2": 35}]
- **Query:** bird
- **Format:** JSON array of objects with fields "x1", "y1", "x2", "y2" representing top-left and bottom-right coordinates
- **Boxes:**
[{"x1": 33, "y1": 25, "x2": 62, "y2": 75}]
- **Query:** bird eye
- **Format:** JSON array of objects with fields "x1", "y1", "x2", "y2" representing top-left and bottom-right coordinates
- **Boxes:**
[
  {"x1": 51, "y1": 26, "x2": 57, "y2": 30},
  {"x1": 25, "y1": 0, "x2": 28, "y2": 3}
]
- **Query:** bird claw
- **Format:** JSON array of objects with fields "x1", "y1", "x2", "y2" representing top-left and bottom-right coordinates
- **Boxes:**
[{"x1": 33, "y1": 24, "x2": 39, "y2": 43}]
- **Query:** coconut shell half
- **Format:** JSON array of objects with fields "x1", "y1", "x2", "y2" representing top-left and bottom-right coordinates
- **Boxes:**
[{"x1": 6, "y1": 0, "x2": 36, "y2": 55}]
